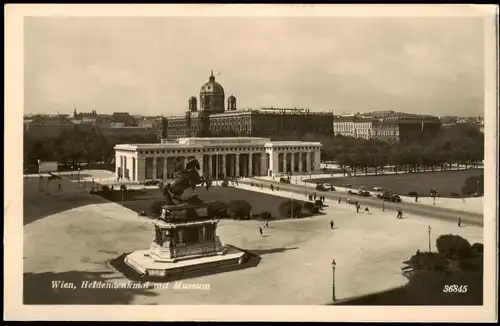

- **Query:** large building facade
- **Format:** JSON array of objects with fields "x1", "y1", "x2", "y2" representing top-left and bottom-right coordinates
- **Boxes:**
[
  {"x1": 160, "y1": 72, "x2": 334, "y2": 140},
  {"x1": 333, "y1": 113, "x2": 442, "y2": 143},
  {"x1": 114, "y1": 137, "x2": 322, "y2": 182}
]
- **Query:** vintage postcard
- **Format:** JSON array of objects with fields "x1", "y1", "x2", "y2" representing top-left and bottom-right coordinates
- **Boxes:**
[{"x1": 4, "y1": 4, "x2": 499, "y2": 322}]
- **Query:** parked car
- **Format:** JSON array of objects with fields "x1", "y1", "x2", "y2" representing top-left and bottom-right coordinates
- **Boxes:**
[
  {"x1": 144, "y1": 179, "x2": 161, "y2": 186},
  {"x1": 358, "y1": 190, "x2": 371, "y2": 197},
  {"x1": 346, "y1": 198, "x2": 358, "y2": 205},
  {"x1": 322, "y1": 183, "x2": 333, "y2": 190},
  {"x1": 316, "y1": 184, "x2": 327, "y2": 191},
  {"x1": 373, "y1": 187, "x2": 383, "y2": 192},
  {"x1": 279, "y1": 177, "x2": 291, "y2": 184}
]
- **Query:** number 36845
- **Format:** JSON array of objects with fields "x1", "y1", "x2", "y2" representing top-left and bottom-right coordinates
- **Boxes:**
[{"x1": 443, "y1": 285, "x2": 468, "y2": 293}]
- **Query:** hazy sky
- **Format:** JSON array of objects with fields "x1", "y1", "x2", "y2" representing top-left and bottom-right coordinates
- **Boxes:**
[{"x1": 24, "y1": 15, "x2": 485, "y2": 116}]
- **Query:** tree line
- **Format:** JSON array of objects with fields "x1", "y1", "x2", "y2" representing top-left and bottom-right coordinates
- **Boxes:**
[
  {"x1": 24, "y1": 122, "x2": 484, "y2": 175},
  {"x1": 274, "y1": 123, "x2": 484, "y2": 175},
  {"x1": 23, "y1": 126, "x2": 158, "y2": 170}
]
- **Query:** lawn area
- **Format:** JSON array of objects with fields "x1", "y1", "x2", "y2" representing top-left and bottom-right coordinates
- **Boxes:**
[
  {"x1": 96, "y1": 186, "x2": 320, "y2": 220},
  {"x1": 308, "y1": 169, "x2": 483, "y2": 198}
]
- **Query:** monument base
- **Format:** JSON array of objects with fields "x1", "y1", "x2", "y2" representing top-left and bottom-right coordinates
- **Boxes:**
[{"x1": 124, "y1": 245, "x2": 247, "y2": 279}]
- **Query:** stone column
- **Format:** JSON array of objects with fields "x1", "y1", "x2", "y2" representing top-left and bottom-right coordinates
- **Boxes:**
[
  {"x1": 314, "y1": 150, "x2": 321, "y2": 172},
  {"x1": 195, "y1": 154, "x2": 204, "y2": 177},
  {"x1": 248, "y1": 153, "x2": 253, "y2": 177},
  {"x1": 152, "y1": 157, "x2": 157, "y2": 180},
  {"x1": 291, "y1": 152, "x2": 295, "y2": 173},
  {"x1": 221, "y1": 154, "x2": 226, "y2": 178},
  {"x1": 163, "y1": 157, "x2": 168, "y2": 180},
  {"x1": 282, "y1": 153, "x2": 287, "y2": 174},
  {"x1": 207, "y1": 154, "x2": 212, "y2": 179},
  {"x1": 115, "y1": 153, "x2": 121, "y2": 175},
  {"x1": 235, "y1": 154, "x2": 240, "y2": 177},
  {"x1": 132, "y1": 157, "x2": 136, "y2": 181},
  {"x1": 306, "y1": 152, "x2": 311, "y2": 173},
  {"x1": 260, "y1": 153, "x2": 267, "y2": 176},
  {"x1": 137, "y1": 157, "x2": 146, "y2": 182},
  {"x1": 271, "y1": 152, "x2": 279, "y2": 176},
  {"x1": 298, "y1": 153, "x2": 303, "y2": 173}
]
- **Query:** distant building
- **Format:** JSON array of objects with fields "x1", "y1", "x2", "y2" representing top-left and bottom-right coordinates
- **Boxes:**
[
  {"x1": 159, "y1": 71, "x2": 334, "y2": 140},
  {"x1": 334, "y1": 113, "x2": 441, "y2": 143}
]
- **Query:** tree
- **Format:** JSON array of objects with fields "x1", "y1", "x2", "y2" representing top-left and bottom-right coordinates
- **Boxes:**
[
  {"x1": 461, "y1": 175, "x2": 484, "y2": 196},
  {"x1": 227, "y1": 200, "x2": 252, "y2": 220},
  {"x1": 278, "y1": 199, "x2": 303, "y2": 218},
  {"x1": 436, "y1": 234, "x2": 473, "y2": 260},
  {"x1": 208, "y1": 201, "x2": 228, "y2": 219}
]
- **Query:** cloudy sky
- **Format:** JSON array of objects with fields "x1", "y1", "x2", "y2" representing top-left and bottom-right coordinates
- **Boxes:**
[{"x1": 24, "y1": 14, "x2": 485, "y2": 116}]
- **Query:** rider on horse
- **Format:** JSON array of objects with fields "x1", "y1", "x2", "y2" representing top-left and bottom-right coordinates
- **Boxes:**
[{"x1": 161, "y1": 158, "x2": 205, "y2": 205}]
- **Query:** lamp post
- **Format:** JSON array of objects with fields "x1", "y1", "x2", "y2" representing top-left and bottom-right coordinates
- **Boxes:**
[
  {"x1": 331, "y1": 259, "x2": 337, "y2": 302},
  {"x1": 428, "y1": 225, "x2": 432, "y2": 252},
  {"x1": 77, "y1": 167, "x2": 81, "y2": 187}
]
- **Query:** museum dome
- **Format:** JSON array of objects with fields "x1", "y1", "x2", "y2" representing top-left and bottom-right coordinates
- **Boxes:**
[{"x1": 200, "y1": 71, "x2": 225, "y2": 96}]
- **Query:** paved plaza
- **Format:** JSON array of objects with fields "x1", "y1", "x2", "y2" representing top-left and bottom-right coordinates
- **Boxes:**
[{"x1": 23, "y1": 173, "x2": 483, "y2": 305}]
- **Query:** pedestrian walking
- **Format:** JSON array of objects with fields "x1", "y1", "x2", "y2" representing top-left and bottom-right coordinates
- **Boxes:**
[
  {"x1": 58, "y1": 183, "x2": 62, "y2": 191},
  {"x1": 271, "y1": 184, "x2": 274, "y2": 191},
  {"x1": 458, "y1": 217, "x2": 462, "y2": 227},
  {"x1": 330, "y1": 220, "x2": 334, "y2": 229},
  {"x1": 259, "y1": 227, "x2": 263, "y2": 236},
  {"x1": 338, "y1": 197, "x2": 341, "y2": 204},
  {"x1": 276, "y1": 186, "x2": 280, "y2": 191},
  {"x1": 415, "y1": 195, "x2": 419, "y2": 203},
  {"x1": 264, "y1": 220, "x2": 269, "y2": 228},
  {"x1": 397, "y1": 209, "x2": 403, "y2": 219},
  {"x1": 356, "y1": 204, "x2": 360, "y2": 213},
  {"x1": 313, "y1": 193, "x2": 317, "y2": 200}
]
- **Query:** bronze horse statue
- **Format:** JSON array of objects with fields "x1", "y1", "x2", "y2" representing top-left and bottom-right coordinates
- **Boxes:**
[{"x1": 159, "y1": 158, "x2": 207, "y2": 205}]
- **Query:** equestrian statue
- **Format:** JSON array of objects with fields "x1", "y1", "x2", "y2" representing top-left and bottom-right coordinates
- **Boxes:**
[{"x1": 159, "y1": 158, "x2": 207, "y2": 206}]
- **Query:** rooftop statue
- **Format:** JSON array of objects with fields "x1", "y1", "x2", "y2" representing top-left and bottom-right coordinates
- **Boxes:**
[{"x1": 159, "y1": 158, "x2": 206, "y2": 206}]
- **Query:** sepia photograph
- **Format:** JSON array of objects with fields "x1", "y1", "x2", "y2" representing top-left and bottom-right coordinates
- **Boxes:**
[{"x1": 4, "y1": 3, "x2": 498, "y2": 322}]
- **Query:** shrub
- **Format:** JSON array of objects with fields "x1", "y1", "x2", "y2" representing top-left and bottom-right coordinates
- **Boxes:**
[
  {"x1": 436, "y1": 234, "x2": 473, "y2": 260},
  {"x1": 260, "y1": 211, "x2": 272, "y2": 220},
  {"x1": 471, "y1": 243, "x2": 484, "y2": 254},
  {"x1": 227, "y1": 200, "x2": 252, "y2": 220},
  {"x1": 102, "y1": 185, "x2": 110, "y2": 191},
  {"x1": 221, "y1": 180, "x2": 229, "y2": 187},
  {"x1": 406, "y1": 252, "x2": 450, "y2": 271},
  {"x1": 278, "y1": 199, "x2": 303, "y2": 218},
  {"x1": 150, "y1": 200, "x2": 168, "y2": 217},
  {"x1": 303, "y1": 202, "x2": 319, "y2": 214},
  {"x1": 450, "y1": 192, "x2": 460, "y2": 197},
  {"x1": 208, "y1": 201, "x2": 228, "y2": 219},
  {"x1": 408, "y1": 191, "x2": 419, "y2": 197},
  {"x1": 461, "y1": 175, "x2": 484, "y2": 196}
]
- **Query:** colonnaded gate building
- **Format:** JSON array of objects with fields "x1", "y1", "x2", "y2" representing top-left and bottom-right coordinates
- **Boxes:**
[{"x1": 114, "y1": 137, "x2": 322, "y2": 182}]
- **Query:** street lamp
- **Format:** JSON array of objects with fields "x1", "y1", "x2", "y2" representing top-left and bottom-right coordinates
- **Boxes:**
[
  {"x1": 77, "y1": 167, "x2": 81, "y2": 187},
  {"x1": 428, "y1": 225, "x2": 432, "y2": 252},
  {"x1": 331, "y1": 259, "x2": 337, "y2": 302}
]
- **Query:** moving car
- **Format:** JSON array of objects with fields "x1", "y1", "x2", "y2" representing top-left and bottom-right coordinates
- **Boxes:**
[{"x1": 377, "y1": 192, "x2": 402, "y2": 202}]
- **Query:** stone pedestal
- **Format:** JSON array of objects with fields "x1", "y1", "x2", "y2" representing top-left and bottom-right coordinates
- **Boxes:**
[{"x1": 124, "y1": 203, "x2": 246, "y2": 279}]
